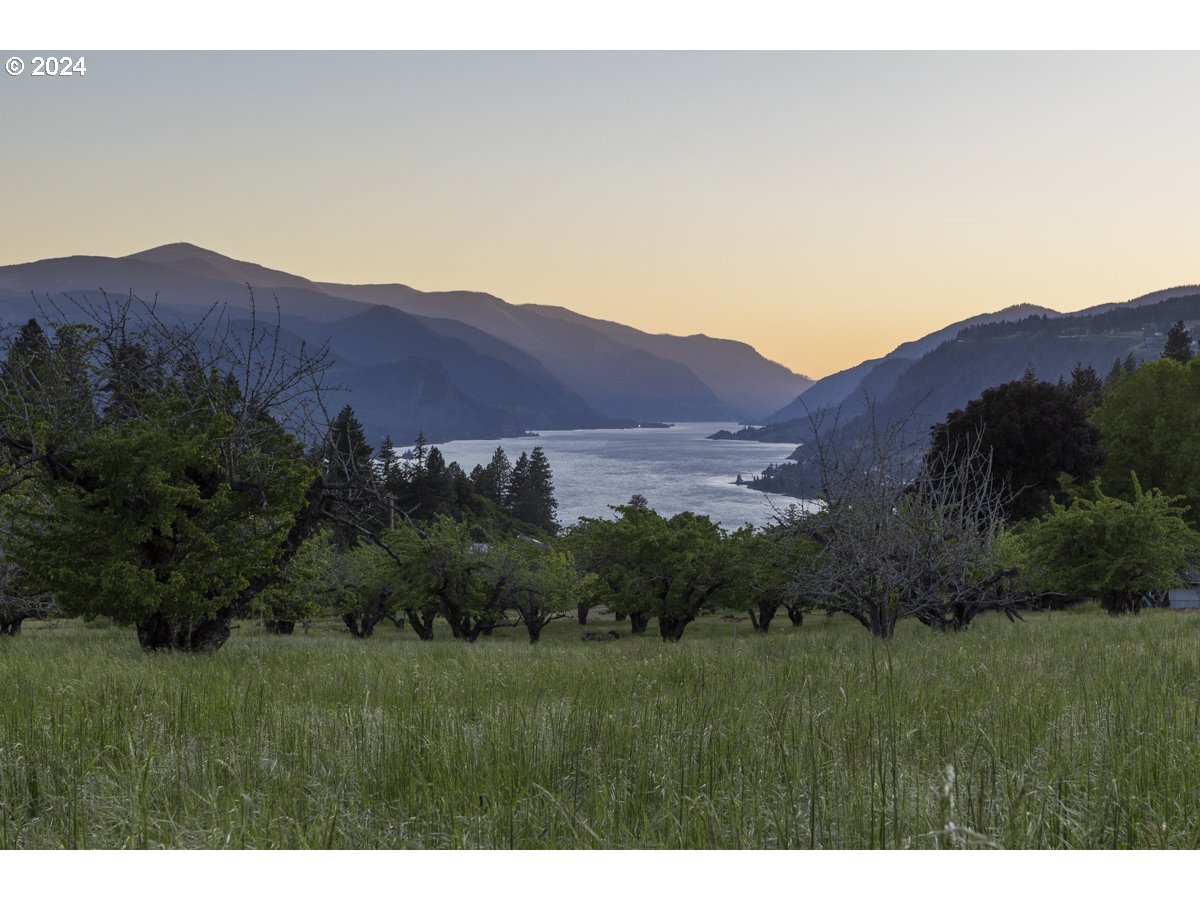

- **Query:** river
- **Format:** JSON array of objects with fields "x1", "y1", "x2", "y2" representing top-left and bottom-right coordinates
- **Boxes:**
[{"x1": 434, "y1": 421, "x2": 808, "y2": 528}]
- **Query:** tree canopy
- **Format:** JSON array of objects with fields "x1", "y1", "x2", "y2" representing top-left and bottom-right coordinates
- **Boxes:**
[
  {"x1": 1020, "y1": 479, "x2": 1199, "y2": 615},
  {"x1": 1091, "y1": 357, "x2": 1200, "y2": 526},
  {"x1": 927, "y1": 376, "x2": 1103, "y2": 520}
]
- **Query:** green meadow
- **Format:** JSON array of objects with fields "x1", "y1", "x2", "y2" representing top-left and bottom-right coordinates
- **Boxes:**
[{"x1": 2, "y1": 609, "x2": 1199, "y2": 849}]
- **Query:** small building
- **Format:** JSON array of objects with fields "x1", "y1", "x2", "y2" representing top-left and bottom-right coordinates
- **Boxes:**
[{"x1": 1169, "y1": 571, "x2": 1200, "y2": 609}]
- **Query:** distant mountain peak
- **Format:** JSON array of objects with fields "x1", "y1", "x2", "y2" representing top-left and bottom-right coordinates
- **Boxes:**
[
  {"x1": 125, "y1": 242, "x2": 228, "y2": 261},
  {"x1": 124, "y1": 242, "x2": 320, "y2": 292}
]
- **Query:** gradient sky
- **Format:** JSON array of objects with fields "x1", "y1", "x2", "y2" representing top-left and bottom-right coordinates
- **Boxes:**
[{"x1": 3, "y1": 51, "x2": 1199, "y2": 378}]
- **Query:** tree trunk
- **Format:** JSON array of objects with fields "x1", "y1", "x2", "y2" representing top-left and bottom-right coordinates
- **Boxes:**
[
  {"x1": 0, "y1": 616, "x2": 26, "y2": 636},
  {"x1": 264, "y1": 619, "x2": 295, "y2": 635},
  {"x1": 576, "y1": 603, "x2": 590, "y2": 626},
  {"x1": 614, "y1": 610, "x2": 627, "y2": 622},
  {"x1": 136, "y1": 611, "x2": 232, "y2": 652},
  {"x1": 1105, "y1": 593, "x2": 1141, "y2": 616},
  {"x1": 866, "y1": 605, "x2": 896, "y2": 639},
  {"x1": 405, "y1": 608, "x2": 437, "y2": 640},
  {"x1": 629, "y1": 610, "x2": 649, "y2": 634},
  {"x1": 754, "y1": 601, "x2": 780, "y2": 633},
  {"x1": 785, "y1": 604, "x2": 805, "y2": 627},
  {"x1": 658, "y1": 615, "x2": 692, "y2": 642},
  {"x1": 342, "y1": 611, "x2": 381, "y2": 639},
  {"x1": 526, "y1": 620, "x2": 544, "y2": 644}
]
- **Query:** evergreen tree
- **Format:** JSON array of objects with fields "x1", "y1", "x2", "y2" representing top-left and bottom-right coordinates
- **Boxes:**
[
  {"x1": 475, "y1": 446, "x2": 513, "y2": 505},
  {"x1": 1163, "y1": 320, "x2": 1195, "y2": 363},
  {"x1": 377, "y1": 435, "x2": 395, "y2": 483},
  {"x1": 410, "y1": 432, "x2": 428, "y2": 470},
  {"x1": 321, "y1": 405, "x2": 377, "y2": 549},
  {"x1": 1104, "y1": 357, "x2": 1126, "y2": 389},
  {"x1": 325, "y1": 405, "x2": 374, "y2": 476},
  {"x1": 508, "y1": 451, "x2": 529, "y2": 512},
  {"x1": 509, "y1": 446, "x2": 558, "y2": 534},
  {"x1": 0, "y1": 319, "x2": 49, "y2": 387},
  {"x1": 1123, "y1": 352, "x2": 1138, "y2": 373},
  {"x1": 1068, "y1": 362, "x2": 1103, "y2": 411},
  {"x1": 418, "y1": 446, "x2": 455, "y2": 516}
]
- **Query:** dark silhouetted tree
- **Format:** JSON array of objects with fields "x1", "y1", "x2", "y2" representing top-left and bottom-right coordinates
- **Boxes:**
[
  {"x1": 509, "y1": 447, "x2": 558, "y2": 534},
  {"x1": 1163, "y1": 320, "x2": 1195, "y2": 363},
  {"x1": 927, "y1": 377, "x2": 1103, "y2": 520}
]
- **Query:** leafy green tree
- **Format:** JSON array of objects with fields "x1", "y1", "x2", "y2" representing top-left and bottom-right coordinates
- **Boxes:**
[
  {"x1": 0, "y1": 300, "x2": 330, "y2": 652},
  {"x1": 569, "y1": 498, "x2": 734, "y2": 641},
  {"x1": 1092, "y1": 357, "x2": 1200, "y2": 526},
  {"x1": 1020, "y1": 479, "x2": 1199, "y2": 615},
  {"x1": 728, "y1": 522, "x2": 816, "y2": 632},
  {"x1": 1163, "y1": 320, "x2": 1195, "y2": 364},
  {"x1": 16, "y1": 377, "x2": 316, "y2": 650},
  {"x1": 365, "y1": 516, "x2": 496, "y2": 641},
  {"x1": 254, "y1": 529, "x2": 347, "y2": 634},
  {"x1": 337, "y1": 539, "x2": 408, "y2": 638},
  {"x1": 927, "y1": 377, "x2": 1103, "y2": 520},
  {"x1": 475, "y1": 536, "x2": 595, "y2": 643},
  {"x1": 350, "y1": 529, "x2": 441, "y2": 640},
  {"x1": 568, "y1": 496, "x2": 658, "y2": 634}
]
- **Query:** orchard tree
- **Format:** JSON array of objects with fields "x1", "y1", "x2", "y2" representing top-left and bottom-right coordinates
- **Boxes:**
[
  {"x1": 337, "y1": 539, "x2": 408, "y2": 638},
  {"x1": 570, "y1": 498, "x2": 735, "y2": 641},
  {"x1": 475, "y1": 536, "x2": 596, "y2": 643},
  {"x1": 254, "y1": 528, "x2": 347, "y2": 634},
  {"x1": 643, "y1": 511, "x2": 736, "y2": 642},
  {"x1": 569, "y1": 496, "x2": 658, "y2": 634},
  {"x1": 1020, "y1": 479, "x2": 1199, "y2": 615},
  {"x1": 793, "y1": 411, "x2": 1019, "y2": 638},
  {"x1": 728, "y1": 521, "x2": 816, "y2": 633}
]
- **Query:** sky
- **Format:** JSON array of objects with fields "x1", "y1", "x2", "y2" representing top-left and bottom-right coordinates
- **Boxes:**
[{"x1": 3, "y1": 50, "x2": 1199, "y2": 379}]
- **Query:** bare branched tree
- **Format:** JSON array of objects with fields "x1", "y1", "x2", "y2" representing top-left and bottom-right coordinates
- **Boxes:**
[{"x1": 787, "y1": 405, "x2": 1022, "y2": 638}]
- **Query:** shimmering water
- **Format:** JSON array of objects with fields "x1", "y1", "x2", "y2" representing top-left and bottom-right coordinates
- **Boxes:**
[{"x1": 436, "y1": 421, "x2": 808, "y2": 528}]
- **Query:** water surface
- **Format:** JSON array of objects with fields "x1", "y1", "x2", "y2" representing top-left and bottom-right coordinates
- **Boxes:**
[{"x1": 436, "y1": 422, "x2": 806, "y2": 528}]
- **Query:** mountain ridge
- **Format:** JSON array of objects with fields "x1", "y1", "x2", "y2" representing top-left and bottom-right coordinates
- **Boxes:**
[{"x1": 0, "y1": 243, "x2": 811, "y2": 440}]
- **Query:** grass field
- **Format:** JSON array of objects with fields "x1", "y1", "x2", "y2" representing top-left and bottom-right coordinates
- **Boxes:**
[{"x1": 2, "y1": 608, "x2": 1199, "y2": 849}]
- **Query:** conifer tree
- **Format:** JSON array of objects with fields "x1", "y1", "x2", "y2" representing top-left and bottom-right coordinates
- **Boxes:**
[
  {"x1": 1068, "y1": 362, "x2": 1103, "y2": 411},
  {"x1": 509, "y1": 446, "x2": 558, "y2": 533},
  {"x1": 322, "y1": 405, "x2": 377, "y2": 548},
  {"x1": 1104, "y1": 357, "x2": 1126, "y2": 389},
  {"x1": 1163, "y1": 320, "x2": 1195, "y2": 363},
  {"x1": 475, "y1": 446, "x2": 513, "y2": 505},
  {"x1": 377, "y1": 435, "x2": 395, "y2": 482}
]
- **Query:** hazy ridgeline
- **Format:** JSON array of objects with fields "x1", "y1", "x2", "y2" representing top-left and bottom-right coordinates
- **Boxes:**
[{"x1": 2, "y1": 610, "x2": 1199, "y2": 850}]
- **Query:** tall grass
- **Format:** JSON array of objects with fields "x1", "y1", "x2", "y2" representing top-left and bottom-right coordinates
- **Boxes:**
[{"x1": 1, "y1": 609, "x2": 1198, "y2": 848}]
